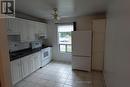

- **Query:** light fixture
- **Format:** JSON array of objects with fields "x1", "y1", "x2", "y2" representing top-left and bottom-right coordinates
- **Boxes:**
[{"x1": 52, "y1": 8, "x2": 60, "y2": 23}]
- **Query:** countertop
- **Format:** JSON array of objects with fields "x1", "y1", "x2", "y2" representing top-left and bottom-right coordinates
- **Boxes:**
[{"x1": 10, "y1": 46, "x2": 52, "y2": 61}]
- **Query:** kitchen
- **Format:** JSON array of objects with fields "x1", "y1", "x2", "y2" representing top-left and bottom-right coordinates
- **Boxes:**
[
  {"x1": 7, "y1": 17, "x2": 52, "y2": 85},
  {"x1": 0, "y1": 0, "x2": 130, "y2": 87},
  {"x1": 3, "y1": 0, "x2": 105, "y2": 87},
  {"x1": 7, "y1": 16, "x2": 106, "y2": 87}
]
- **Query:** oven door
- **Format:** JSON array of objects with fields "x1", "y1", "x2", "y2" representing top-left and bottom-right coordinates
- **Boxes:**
[
  {"x1": 42, "y1": 48, "x2": 49, "y2": 60},
  {"x1": 44, "y1": 51, "x2": 49, "y2": 59}
]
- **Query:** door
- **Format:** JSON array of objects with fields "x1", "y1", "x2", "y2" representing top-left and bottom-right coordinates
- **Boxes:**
[
  {"x1": 92, "y1": 19, "x2": 106, "y2": 71},
  {"x1": 11, "y1": 59, "x2": 22, "y2": 85},
  {"x1": 72, "y1": 31, "x2": 92, "y2": 56}
]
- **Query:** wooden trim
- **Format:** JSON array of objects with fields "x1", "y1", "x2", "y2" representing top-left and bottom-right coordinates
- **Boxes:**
[{"x1": 0, "y1": 19, "x2": 12, "y2": 87}]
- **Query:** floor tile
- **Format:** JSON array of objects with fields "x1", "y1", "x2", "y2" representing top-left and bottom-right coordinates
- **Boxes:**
[
  {"x1": 63, "y1": 84, "x2": 72, "y2": 87},
  {"x1": 14, "y1": 80, "x2": 27, "y2": 87},
  {"x1": 14, "y1": 61, "x2": 105, "y2": 87},
  {"x1": 55, "y1": 83, "x2": 64, "y2": 87}
]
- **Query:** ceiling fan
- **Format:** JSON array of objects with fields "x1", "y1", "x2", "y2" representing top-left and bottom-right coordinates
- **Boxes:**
[
  {"x1": 51, "y1": 8, "x2": 69, "y2": 23},
  {"x1": 52, "y1": 8, "x2": 60, "y2": 23}
]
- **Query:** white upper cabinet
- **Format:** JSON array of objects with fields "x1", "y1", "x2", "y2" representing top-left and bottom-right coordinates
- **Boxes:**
[
  {"x1": 20, "y1": 19, "x2": 48, "y2": 42},
  {"x1": 7, "y1": 18, "x2": 20, "y2": 35},
  {"x1": 7, "y1": 17, "x2": 47, "y2": 42},
  {"x1": 35, "y1": 22, "x2": 47, "y2": 38},
  {"x1": 20, "y1": 19, "x2": 31, "y2": 42},
  {"x1": 22, "y1": 20, "x2": 36, "y2": 42}
]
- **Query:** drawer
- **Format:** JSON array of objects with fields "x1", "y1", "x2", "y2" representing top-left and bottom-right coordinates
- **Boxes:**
[
  {"x1": 72, "y1": 56, "x2": 91, "y2": 71},
  {"x1": 42, "y1": 58, "x2": 51, "y2": 67}
]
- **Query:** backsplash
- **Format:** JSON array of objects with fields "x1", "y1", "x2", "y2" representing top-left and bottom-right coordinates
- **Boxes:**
[
  {"x1": 9, "y1": 42, "x2": 30, "y2": 52},
  {"x1": 8, "y1": 35, "x2": 49, "y2": 52},
  {"x1": 8, "y1": 35, "x2": 30, "y2": 52}
]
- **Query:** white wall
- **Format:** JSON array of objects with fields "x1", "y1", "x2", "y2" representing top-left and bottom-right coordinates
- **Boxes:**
[
  {"x1": 47, "y1": 16, "x2": 105, "y2": 63},
  {"x1": 104, "y1": 0, "x2": 130, "y2": 87}
]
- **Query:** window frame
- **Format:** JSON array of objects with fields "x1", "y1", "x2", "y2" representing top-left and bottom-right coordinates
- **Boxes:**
[
  {"x1": 59, "y1": 44, "x2": 72, "y2": 53},
  {"x1": 57, "y1": 23, "x2": 74, "y2": 53}
]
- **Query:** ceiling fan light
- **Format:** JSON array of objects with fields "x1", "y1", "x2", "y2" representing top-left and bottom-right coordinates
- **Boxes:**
[{"x1": 52, "y1": 8, "x2": 60, "y2": 23}]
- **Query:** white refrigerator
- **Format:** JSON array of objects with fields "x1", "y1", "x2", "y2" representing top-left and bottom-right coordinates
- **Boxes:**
[{"x1": 72, "y1": 31, "x2": 92, "y2": 71}]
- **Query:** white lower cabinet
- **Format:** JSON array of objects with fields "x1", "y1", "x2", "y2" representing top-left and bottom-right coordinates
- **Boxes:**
[
  {"x1": 11, "y1": 52, "x2": 42, "y2": 85},
  {"x1": 21, "y1": 52, "x2": 42, "y2": 79},
  {"x1": 11, "y1": 59, "x2": 22, "y2": 85},
  {"x1": 11, "y1": 48, "x2": 52, "y2": 85},
  {"x1": 33, "y1": 52, "x2": 41, "y2": 70},
  {"x1": 21, "y1": 56, "x2": 30, "y2": 78},
  {"x1": 29, "y1": 54, "x2": 35, "y2": 73}
]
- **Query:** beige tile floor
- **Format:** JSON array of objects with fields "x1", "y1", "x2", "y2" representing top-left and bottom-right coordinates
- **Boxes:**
[{"x1": 14, "y1": 61, "x2": 105, "y2": 87}]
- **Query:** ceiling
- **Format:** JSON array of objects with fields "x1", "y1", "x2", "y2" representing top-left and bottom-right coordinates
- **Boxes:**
[{"x1": 16, "y1": 0, "x2": 107, "y2": 20}]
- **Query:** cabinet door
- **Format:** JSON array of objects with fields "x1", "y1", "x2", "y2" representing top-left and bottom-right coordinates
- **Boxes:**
[
  {"x1": 35, "y1": 22, "x2": 47, "y2": 37},
  {"x1": 41, "y1": 23, "x2": 47, "y2": 37},
  {"x1": 34, "y1": 52, "x2": 41, "y2": 70},
  {"x1": 34, "y1": 21, "x2": 39, "y2": 34},
  {"x1": 20, "y1": 19, "x2": 36, "y2": 42},
  {"x1": 29, "y1": 54, "x2": 36, "y2": 72},
  {"x1": 28, "y1": 20, "x2": 36, "y2": 41},
  {"x1": 11, "y1": 59, "x2": 22, "y2": 85},
  {"x1": 14, "y1": 18, "x2": 21, "y2": 34},
  {"x1": 8, "y1": 18, "x2": 20, "y2": 35},
  {"x1": 37, "y1": 52, "x2": 42, "y2": 68},
  {"x1": 8, "y1": 18, "x2": 15, "y2": 33},
  {"x1": 5, "y1": 18, "x2": 10, "y2": 33},
  {"x1": 20, "y1": 19, "x2": 30, "y2": 42},
  {"x1": 21, "y1": 56, "x2": 30, "y2": 78}
]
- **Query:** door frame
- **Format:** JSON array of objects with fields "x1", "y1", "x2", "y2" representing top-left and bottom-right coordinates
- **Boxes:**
[{"x1": 0, "y1": 19, "x2": 12, "y2": 87}]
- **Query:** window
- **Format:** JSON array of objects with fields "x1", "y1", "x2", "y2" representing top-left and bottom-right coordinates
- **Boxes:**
[{"x1": 58, "y1": 24, "x2": 74, "y2": 53}]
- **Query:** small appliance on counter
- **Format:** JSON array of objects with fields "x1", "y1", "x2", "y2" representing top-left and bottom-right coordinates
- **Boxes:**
[
  {"x1": 9, "y1": 42, "x2": 30, "y2": 52},
  {"x1": 30, "y1": 41, "x2": 42, "y2": 49},
  {"x1": 36, "y1": 34, "x2": 49, "y2": 46},
  {"x1": 9, "y1": 41, "x2": 43, "y2": 61}
]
